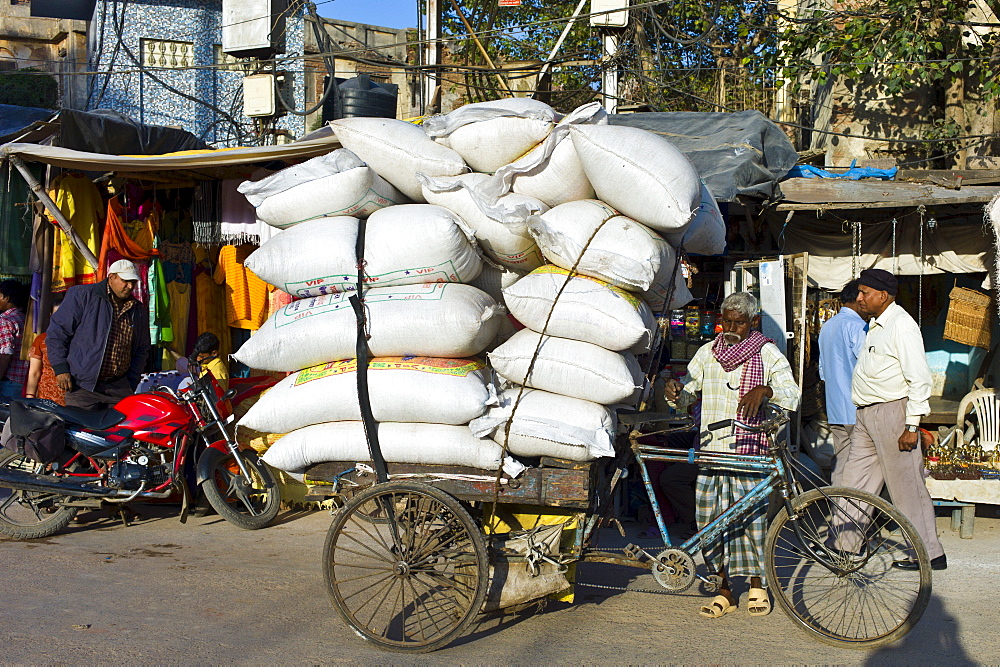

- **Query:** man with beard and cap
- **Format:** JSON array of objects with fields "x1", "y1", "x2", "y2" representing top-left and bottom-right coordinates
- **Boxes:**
[
  {"x1": 818, "y1": 278, "x2": 868, "y2": 485},
  {"x1": 664, "y1": 291, "x2": 800, "y2": 619},
  {"x1": 47, "y1": 259, "x2": 150, "y2": 410},
  {"x1": 841, "y1": 268, "x2": 947, "y2": 570}
]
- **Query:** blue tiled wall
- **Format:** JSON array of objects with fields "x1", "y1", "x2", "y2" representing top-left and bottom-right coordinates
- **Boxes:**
[{"x1": 88, "y1": 0, "x2": 306, "y2": 147}]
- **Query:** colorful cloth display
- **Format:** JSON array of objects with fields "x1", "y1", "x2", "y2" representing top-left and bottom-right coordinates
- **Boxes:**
[
  {"x1": 193, "y1": 245, "x2": 231, "y2": 359},
  {"x1": 47, "y1": 173, "x2": 103, "y2": 291},
  {"x1": 0, "y1": 161, "x2": 34, "y2": 281},
  {"x1": 213, "y1": 244, "x2": 269, "y2": 330},
  {"x1": 98, "y1": 196, "x2": 159, "y2": 277}
]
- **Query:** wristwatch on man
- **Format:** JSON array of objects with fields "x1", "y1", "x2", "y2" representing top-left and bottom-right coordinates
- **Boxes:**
[{"x1": 905, "y1": 424, "x2": 918, "y2": 433}]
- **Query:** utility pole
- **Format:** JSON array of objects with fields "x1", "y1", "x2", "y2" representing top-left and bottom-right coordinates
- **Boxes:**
[
  {"x1": 591, "y1": 0, "x2": 628, "y2": 114},
  {"x1": 423, "y1": 0, "x2": 441, "y2": 115}
]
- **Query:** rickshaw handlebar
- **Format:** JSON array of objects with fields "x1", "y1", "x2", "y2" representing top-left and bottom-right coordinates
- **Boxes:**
[{"x1": 706, "y1": 405, "x2": 790, "y2": 434}]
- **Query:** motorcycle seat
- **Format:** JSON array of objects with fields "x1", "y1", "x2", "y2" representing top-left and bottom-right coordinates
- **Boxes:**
[{"x1": 13, "y1": 398, "x2": 125, "y2": 431}]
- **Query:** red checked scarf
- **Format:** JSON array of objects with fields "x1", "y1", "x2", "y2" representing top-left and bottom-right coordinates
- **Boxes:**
[{"x1": 712, "y1": 330, "x2": 774, "y2": 454}]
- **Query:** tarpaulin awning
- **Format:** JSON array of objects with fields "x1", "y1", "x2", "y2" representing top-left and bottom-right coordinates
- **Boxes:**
[
  {"x1": 0, "y1": 104, "x2": 56, "y2": 144},
  {"x1": 0, "y1": 134, "x2": 343, "y2": 173},
  {"x1": 609, "y1": 110, "x2": 798, "y2": 203},
  {"x1": 768, "y1": 213, "x2": 988, "y2": 290}
]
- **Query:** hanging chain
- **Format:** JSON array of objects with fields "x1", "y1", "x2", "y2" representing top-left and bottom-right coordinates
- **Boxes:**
[
  {"x1": 918, "y1": 206, "x2": 925, "y2": 327},
  {"x1": 852, "y1": 220, "x2": 862, "y2": 279},
  {"x1": 891, "y1": 217, "x2": 898, "y2": 275}
]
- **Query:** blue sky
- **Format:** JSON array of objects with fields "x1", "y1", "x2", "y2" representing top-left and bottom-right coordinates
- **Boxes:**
[{"x1": 316, "y1": 0, "x2": 419, "y2": 30}]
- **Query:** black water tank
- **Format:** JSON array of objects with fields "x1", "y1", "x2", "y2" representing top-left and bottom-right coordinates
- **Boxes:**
[{"x1": 322, "y1": 74, "x2": 398, "y2": 123}]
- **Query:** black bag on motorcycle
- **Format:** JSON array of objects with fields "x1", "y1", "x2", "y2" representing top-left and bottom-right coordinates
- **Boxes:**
[{"x1": 1, "y1": 400, "x2": 66, "y2": 464}]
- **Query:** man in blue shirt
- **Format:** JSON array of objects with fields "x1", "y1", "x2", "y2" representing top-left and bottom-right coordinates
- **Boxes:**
[{"x1": 818, "y1": 279, "x2": 867, "y2": 485}]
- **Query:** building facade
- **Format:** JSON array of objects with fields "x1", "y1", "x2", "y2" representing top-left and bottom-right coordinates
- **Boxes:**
[
  {"x1": 87, "y1": 0, "x2": 308, "y2": 147},
  {"x1": 0, "y1": 0, "x2": 89, "y2": 109}
]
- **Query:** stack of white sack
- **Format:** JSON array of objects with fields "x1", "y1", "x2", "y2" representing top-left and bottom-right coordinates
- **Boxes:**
[
  {"x1": 242, "y1": 98, "x2": 727, "y2": 471},
  {"x1": 474, "y1": 264, "x2": 651, "y2": 462},
  {"x1": 452, "y1": 109, "x2": 726, "y2": 462},
  {"x1": 233, "y1": 153, "x2": 521, "y2": 477}
]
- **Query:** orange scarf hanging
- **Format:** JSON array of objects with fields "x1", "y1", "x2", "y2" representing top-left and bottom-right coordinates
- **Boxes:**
[{"x1": 98, "y1": 196, "x2": 159, "y2": 280}]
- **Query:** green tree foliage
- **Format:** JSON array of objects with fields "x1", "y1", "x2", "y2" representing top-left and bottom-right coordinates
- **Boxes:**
[
  {"x1": 440, "y1": 0, "x2": 778, "y2": 113},
  {"x1": 772, "y1": 0, "x2": 991, "y2": 98},
  {"x1": 623, "y1": 0, "x2": 776, "y2": 112},
  {"x1": 440, "y1": 0, "x2": 603, "y2": 111},
  {"x1": 0, "y1": 68, "x2": 59, "y2": 109}
]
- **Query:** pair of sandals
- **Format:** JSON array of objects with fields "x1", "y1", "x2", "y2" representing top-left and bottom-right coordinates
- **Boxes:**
[{"x1": 698, "y1": 588, "x2": 771, "y2": 618}]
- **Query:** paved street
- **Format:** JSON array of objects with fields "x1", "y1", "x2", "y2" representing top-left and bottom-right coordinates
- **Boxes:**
[{"x1": 1, "y1": 504, "x2": 996, "y2": 664}]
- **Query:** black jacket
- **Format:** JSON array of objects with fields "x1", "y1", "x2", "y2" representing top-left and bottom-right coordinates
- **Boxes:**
[{"x1": 46, "y1": 280, "x2": 150, "y2": 392}]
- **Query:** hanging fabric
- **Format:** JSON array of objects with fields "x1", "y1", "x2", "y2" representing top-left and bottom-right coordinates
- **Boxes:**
[
  {"x1": 213, "y1": 244, "x2": 270, "y2": 330},
  {"x1": 219, "y1": 179, "x2": 260, "y2": 245},
  {"x1": 192, "y1": 181, "x2": 221, "y2": 245},
  {"x1": 0, "y1": 160, "x2": 35, "y2": 281},
  {"x1": 147, "y1": 257, "x2": 172, "y2": 347},
  {"x1": 98, "y1": 195, "x2": 159, "y2": 274},
  {"x1": 193, "y1": 245, "x2": 231, "y2": 359},
  {"x1": 47, "y1": 173, "x2": 103, "y2": 291}
]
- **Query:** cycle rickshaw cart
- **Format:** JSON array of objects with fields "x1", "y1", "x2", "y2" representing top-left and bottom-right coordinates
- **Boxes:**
[
  {"x1": 306, "y1": 221, "x2": 931, "y2": 652},
  {"x1": 303, "y1": 289, "x2": 933, "y2": 654}
]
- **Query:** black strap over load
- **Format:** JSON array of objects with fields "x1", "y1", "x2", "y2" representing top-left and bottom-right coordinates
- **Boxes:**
[{"x1": 349, "y1": 217, "x2": 388, "y2": 484}]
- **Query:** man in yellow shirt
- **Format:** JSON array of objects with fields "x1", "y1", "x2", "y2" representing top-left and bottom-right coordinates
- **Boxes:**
[{"x1": 842, "y1": 268, "x2": 946, "y2": 570}]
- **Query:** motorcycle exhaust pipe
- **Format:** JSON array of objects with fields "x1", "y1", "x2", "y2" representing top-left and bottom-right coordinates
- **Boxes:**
[
  {"x1": 0, "y1": 467, "x2": 114, "y2": 498},
  {"x1": 0, "y1": 469, "x2": 175, "y2": 500}
]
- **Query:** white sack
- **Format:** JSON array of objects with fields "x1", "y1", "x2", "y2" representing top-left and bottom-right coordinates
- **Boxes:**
[
  {"x1": 239, "y1": 357, "x2": 496, "y2": 433},
  {"x1": 489, "y1": 329, "x2": 643, "y2": 404},
  {"x1": 233, "y1": 283, "x2": 503, "y2": 371},
  {"x1": 420, "y1": 173, "x2": 547, "y2": 272},
  {"x1": 243, "y1": 206, "x2": 483, "y2": 298},
  {"x1": 237, "y1": 149, "x2": 408, "y2": 228},
  {"x1": 469, "y1": 265, "x2": 524, "y2": 350},
  {"x1": 469, "y1": 387, "x2": 616, "y2": 461},
  {"x1": 569, "y1": 123, "x2": 701, "y2": 234},
  {"x1": 528, "y1": 199, "x2": 673, "y2": 292},
  {"x1": 481, "y1": 101, "x2": 607, "y2": 207},
  {"x1": 330, "y1": 117, "x2": 467, "y2": 201},
  {"x1": 664, "y1": 182, "x2": 726, "y2": 256},
  {"x1": 643, "y1": 257, "x2": 695, "y2": 314},
  {"x1": 503, "y1": 265, "x2": 655, "y2": 352},
  {"x1": 423, "y1": 98, "x2": 557, "y2": 173},
  {"x1": 262, "y1": 421, "x2": 524, "y2": 476},
  {"x1": 467, "y1": 262, "x2": 524, "y2": 305}
]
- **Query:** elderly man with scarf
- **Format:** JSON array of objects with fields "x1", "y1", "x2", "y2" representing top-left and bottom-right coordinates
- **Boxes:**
[{"x1": 664, "y1": 291, "x2": 800, "y2": 619}]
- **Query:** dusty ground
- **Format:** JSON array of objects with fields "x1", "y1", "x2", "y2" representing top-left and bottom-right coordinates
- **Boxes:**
[{"x1": 0, "y1": 502, "x2": 996, "y2": 665}]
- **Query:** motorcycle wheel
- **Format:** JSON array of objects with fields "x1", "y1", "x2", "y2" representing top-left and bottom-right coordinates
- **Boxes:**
[
  {"x1": 0, "y1": 450, "x2": 79, "y2": 539},
  {"x1": 200, "y1": 449, "x2": 280, "y2": 530}
]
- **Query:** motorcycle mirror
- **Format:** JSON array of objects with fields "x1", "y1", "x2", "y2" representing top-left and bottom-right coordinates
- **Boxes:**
[{"x1": 222, "y1": 388, "x2": 238, "y2": 401}]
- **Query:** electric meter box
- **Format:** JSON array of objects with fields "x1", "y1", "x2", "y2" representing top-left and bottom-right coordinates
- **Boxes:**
[
  {"x1": 222, "y1": 0, "x2": 287, "y2": 58},
  {"x1": 590, "y1": 0, "x2": 629, "y2": 27},
  {"x1": 244, "y1": 74, "x2": 276, "y2": 117}
]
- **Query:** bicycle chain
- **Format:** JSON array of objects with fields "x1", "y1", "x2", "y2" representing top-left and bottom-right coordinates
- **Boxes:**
[{"x1": 574, "y1": 580, "x2": 677, "y2": 596}]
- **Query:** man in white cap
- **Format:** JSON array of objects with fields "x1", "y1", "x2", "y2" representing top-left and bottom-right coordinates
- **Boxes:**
[{"x1": 47, "y1": 259, "x2": 151, "y2": 410}]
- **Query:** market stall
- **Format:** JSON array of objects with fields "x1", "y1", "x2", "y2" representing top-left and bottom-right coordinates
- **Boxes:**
[{"x1": 764, "y1": 176, "x2": 1000, "y2": 521}]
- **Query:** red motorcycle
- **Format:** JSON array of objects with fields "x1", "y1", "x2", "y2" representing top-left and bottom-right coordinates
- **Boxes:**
[{"x1": 0, "y1": 360, "x2": 281, "y2": 539}]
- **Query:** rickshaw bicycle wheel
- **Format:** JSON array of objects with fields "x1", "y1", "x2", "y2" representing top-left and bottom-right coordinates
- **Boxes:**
[
  {"x1": 323, "y1": 480, "x2": 488, "y2": 653},
  {"x1": 765, "y1": 487, "x2": 931, "y2": 649}
]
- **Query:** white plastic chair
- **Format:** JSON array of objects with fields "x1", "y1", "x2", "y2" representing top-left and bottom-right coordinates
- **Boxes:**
[{"x1": 955, "y1": 388, "x2": 1000, "y2": 452}]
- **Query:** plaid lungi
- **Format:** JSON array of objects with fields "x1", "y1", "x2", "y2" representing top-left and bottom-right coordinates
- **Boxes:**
[{"x1": 695, "y1": 470, "x2": 768, "y2": 581}]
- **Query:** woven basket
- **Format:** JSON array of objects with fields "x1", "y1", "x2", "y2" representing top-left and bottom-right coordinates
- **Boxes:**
[{"x1": 943, "y1": 287, "x2": 992, "y2": 349}]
